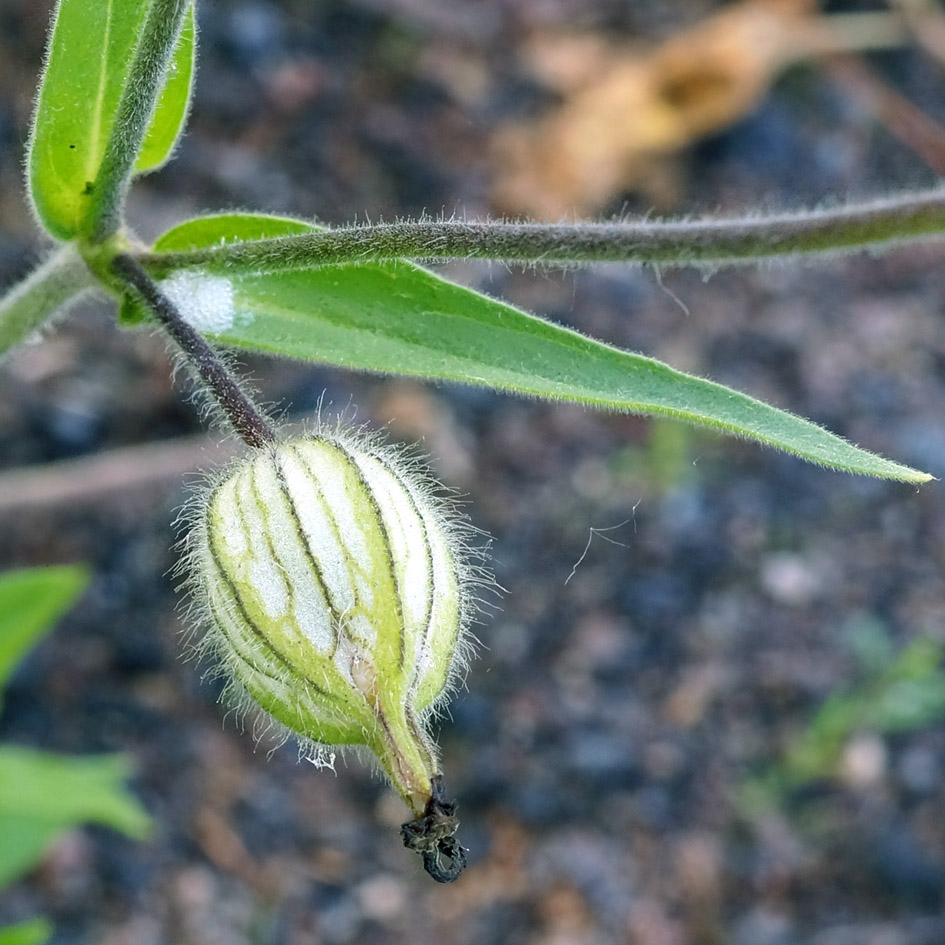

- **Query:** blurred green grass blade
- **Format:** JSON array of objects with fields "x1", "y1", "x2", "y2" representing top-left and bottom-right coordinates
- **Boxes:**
[
  {"x1": 885, "y1": 636, "x2": 944, "y2": 681},
  {"x1": 0, "y1": 747, "x2": 152, "y2": 887},
  {"x1": 867, "y1": 678, "x2": 945, "y2": 731},
  {"x1": 139, "y1": 213, "x2": 930, "y2": 482},
  {"x1": 0, "y1": 919, "x2": 54, "y2": 945},
  {"x1": 862, "y1": 637, "x2": 945, "y2": 731},
  {"x1": 0, "y1": 566, "x2": 90, "y2": 700},
  {"x1": 28, "y1": 0, "x2": 195, "y2": 239},
  {"x1": 134, "y1": 3, "x2": 196, "y2": 174},
  {"x1": 782, "y1": 692, "x2": 863, "y2": 784}
]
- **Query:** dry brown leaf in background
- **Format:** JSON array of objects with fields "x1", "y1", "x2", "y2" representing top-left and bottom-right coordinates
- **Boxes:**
[{"x1": 491, "y1": 0, "x2": 824, "y2": 219}]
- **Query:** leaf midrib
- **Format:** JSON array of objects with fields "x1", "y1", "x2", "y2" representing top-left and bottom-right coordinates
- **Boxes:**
[{"x1": 86, "y1": 0, "x2": 116, "y2": 186}]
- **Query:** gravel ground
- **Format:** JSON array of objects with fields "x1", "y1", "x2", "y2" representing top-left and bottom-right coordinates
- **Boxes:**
[{"x1": 3, "y1": 2, "x2": 945, "y2": 944}]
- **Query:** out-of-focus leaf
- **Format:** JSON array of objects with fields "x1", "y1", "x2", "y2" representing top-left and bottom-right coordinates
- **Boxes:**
[
  {"x1": 782, "y1": 692, "x2": 864, "y2": 784},
  {"x1": 0, "y1": 747, "x2": 152, "y2": 887},
  {"x1": 0, "y1": 919, "x2": 54, "y2": 945},
  {"x1": 134, "y1": 213, "x2": 930, "y2": 482},
  {"x1": 867, "y1": 678, "x2": 945, "y2": 731},
  {"x1": 884, "y1": 636, "x2": 944, "y2": 681},
  {"x1": 0, "y1": 566, "x2": 90, "y2": 703}
]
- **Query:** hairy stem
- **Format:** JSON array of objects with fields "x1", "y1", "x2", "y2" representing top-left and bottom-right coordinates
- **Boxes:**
[
  {"x1": 138, "y1": 188, "x2": 945, "y2": 274},
  {"x1": 112, "y1": 254, "x2": 276, "y2": 449},
  {"x1": 0, "y1": 247, "x2": 97, "y2": 360},
  {"x1": 84, "y1": 0, "x2": 190, "y2": 244}
]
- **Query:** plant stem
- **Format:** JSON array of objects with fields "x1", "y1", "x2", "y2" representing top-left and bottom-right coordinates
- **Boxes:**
[
  {"x1": 0, "y1": 247, "x2": 96, "y2": 360},
  {"x1": 84, "y1": 0, "x2": 191, "y2": 244},
  {"x1": 138, "y1": 188, "x2": 945, "y2": 274},
  {"x1": 112, "y1": 254, "x2": 276, "y2": 449}
]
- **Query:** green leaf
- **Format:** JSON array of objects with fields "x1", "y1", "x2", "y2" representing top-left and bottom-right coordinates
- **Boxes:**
[
  {"x1": 0, "y1": 566, "x2": 90, "y2": 703},
  {"x1": 0, "y1": 568, "x2": 149, "y2": 889},
  {"x1": 134, "y1": 4, "x2": 196, "y2": 174},
  {"x1": 29, "y1": 0, "x2": 196, "y2": 240},
  {"x1": 0, "y1": 747, "x2": 152, "y2": 887},
  {"x1": 0, "y1": 919, "x2": 54, "y2": 945},
  {"x1": 139, "y1": 213, "x2": 930, "y2": 482}
]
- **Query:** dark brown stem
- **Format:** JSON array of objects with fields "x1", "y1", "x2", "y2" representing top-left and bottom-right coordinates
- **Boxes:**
[{"x1": 112, "y1": 254, "x2": 276, "y2": 449}]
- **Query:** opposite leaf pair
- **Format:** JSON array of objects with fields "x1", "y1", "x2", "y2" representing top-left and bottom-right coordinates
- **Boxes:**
[{"x1": 14, "y1": 0, "x2": 929, "y2": 483}]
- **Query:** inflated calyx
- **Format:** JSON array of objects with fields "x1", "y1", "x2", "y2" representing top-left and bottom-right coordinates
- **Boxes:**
[{"x1": 189, "y1": 427, "x2": 483, "y2": 881}]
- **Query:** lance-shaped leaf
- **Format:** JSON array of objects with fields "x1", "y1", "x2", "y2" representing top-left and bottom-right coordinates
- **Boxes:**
[
  {"x1": 134, "y1": 213, "x2": 929, "y2": 482},
  {"x1": 28, "y1": 0, "x2": 196, "y2": 240}
]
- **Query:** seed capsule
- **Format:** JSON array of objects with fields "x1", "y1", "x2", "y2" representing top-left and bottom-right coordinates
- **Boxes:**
[{"x1": 189, "y1": 428, "x2": 482, "y2": 881}]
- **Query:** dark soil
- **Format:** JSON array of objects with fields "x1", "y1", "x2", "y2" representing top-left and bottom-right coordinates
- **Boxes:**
[{"x1": 3, "y1": 2, "x2": 945, "y2": 944}]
